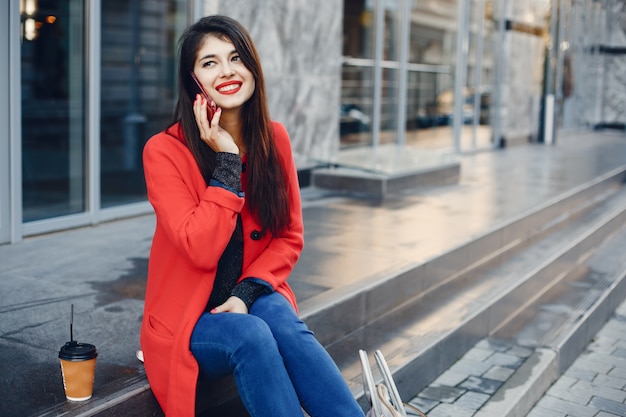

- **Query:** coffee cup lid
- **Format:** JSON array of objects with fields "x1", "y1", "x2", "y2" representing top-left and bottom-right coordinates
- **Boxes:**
[{"x1": 58, "y1": 341, "x2": 98, "y2": 361}]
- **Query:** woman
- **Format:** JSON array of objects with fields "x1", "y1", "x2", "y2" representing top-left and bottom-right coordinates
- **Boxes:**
[{"x1": 141, "y1": 15, "x2": 365, "y2": 417}]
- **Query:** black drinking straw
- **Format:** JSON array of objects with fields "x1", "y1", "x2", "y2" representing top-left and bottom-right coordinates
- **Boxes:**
[{"x1": 70, "y1": 304, "x2": 74, "y2": 342}]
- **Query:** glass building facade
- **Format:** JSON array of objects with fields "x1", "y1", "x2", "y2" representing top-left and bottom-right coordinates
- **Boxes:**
[
  {"x1": 340, "y1": 0, "x2": 497, "y2": 153},
  {"x1": 3, "y1": 0, "x2": 189, "y2": 242},
  {"x1": 1, "y1": 0, "x2": 623, "y2": 244}
]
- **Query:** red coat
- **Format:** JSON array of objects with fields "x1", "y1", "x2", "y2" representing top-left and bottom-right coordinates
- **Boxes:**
[{"x1": 140, "y1": 121, "x2": 304, "y2": 416}]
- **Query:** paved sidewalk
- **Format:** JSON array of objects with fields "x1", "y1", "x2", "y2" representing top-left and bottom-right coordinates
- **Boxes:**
[
  {"x1": 528, "y1": 300, "x2": 626, "y2": 417},
  {"x1": 406, "y1": 285, "x2": 626, "y2": 417},
  {"x1": 402, "y1": 199, "x2": 626, "y2": 417}
]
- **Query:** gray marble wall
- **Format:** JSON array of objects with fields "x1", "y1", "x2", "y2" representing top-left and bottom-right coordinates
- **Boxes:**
[
  {"x1": 495, "y1": 0, "x2": 549, "y2": 141},
  {"x1": 602, "y1": 55, "x2": 626, "y2": 125},
  {"x1": 500, "y1": 32, "x2": 545, "y2": 140},
  {"x1": 201, "y1": 0, "x2": 342, "y2": 163},
  {"x1": 598, "y1": 0, "x2": 625, "y2": 126},
  {"x1": 575, "y1": 0, "x2": 625, "y2": 127}
]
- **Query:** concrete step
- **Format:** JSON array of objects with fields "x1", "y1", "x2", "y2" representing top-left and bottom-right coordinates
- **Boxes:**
[
  {"x1": 34, "y1": 373, "x2": 160, "y2": 417},
  {"x1": 311, "y1": 144, "x2": 462, "y2": 198},
  {"x1": 301, "y1": 167, "x2": 626, "y2": 348},
  {"x1": 34, "y1": 167, "x2": 626, "y2": 417},
  {"x1": 333, "y1": 182, "x2": 626, "y2": 411},
  {"x1": 482, "y1": 227, "x2": 626, "y2": 417},
  {"x1": 410, "y1": 222, "x2": 626, "y2": 417}
]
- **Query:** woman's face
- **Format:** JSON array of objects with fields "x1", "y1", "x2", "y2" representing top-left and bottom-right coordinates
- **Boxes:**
[{"x1": 192, "y1": 35, "x2": 255, "y2": 112}]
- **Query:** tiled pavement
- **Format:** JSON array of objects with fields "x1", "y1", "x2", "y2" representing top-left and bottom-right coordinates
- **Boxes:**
[
  {"x1": 406, "y1": 298, "x2": 626, "y2": 417},
  {"x1": 528, "y1": 302, "x2": 626, "y2": 417},
  {"x1": 408, "y1": 339, "x2": 532, "y2": 416}
]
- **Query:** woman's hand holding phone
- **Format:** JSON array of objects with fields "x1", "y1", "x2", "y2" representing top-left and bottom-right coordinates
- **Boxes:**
[
  {"x1": 190, "y1": 72, "x2": 239, "y2": 155},
  {"x1": 193, "y1": 94, "x2": 238, "y2": 155}
]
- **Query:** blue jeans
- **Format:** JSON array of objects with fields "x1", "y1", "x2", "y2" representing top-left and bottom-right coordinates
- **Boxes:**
[{"x1": 190, "y1": 292, "x2": 365, "y2": 417}]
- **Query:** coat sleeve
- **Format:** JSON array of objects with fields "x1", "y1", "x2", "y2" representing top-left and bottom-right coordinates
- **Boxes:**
[
  {"x1": 143, "y1": 133, "x2": 245, "y2": 270},
  {"x1": 241, "y1": 122, "x2": 304, "y2": 288}
]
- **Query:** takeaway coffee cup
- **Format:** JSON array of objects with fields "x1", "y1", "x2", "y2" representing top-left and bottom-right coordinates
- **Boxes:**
[{"x1": 58, "y1": 341, "x2": 98, "y2": 401}]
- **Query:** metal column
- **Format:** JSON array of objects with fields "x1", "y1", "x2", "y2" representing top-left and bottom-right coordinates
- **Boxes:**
[{"x1": 453, "y1": 0, "x2": 470, "y2": 153}]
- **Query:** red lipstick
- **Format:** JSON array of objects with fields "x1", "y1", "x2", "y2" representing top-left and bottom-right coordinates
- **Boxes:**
[{"x1": 216, "y1": 81, "x2": 242, "y2": 95}]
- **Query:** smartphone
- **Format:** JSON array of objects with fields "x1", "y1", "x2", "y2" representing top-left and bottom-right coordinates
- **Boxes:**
[{"x1": 190, "y1": 71, "x2": 217, "y2": 120}]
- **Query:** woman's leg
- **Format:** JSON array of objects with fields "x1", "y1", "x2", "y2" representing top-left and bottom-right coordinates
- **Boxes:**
[
  {"x1": 250, "y1": 293, "x2": 365, "y2": 417},
  {"x1": 190, "y1": 312, "x2": 304, "y2": 417}
]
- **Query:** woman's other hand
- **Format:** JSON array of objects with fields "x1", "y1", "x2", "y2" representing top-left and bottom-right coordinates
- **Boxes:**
[
  {"x1": 192, "y1": 94, "x2": 239, "y2": 154},
  {"x1": 210, "y1": 296, "x2": 248, "y2": 314}
]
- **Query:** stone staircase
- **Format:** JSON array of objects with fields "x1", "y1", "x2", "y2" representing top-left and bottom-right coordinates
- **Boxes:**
[
  {"x1": 310, "y1": 166, "x2": 626, "y2": 409},
  {"x1": 35, "y1": 166, "x2": 626, "y2": 417}
]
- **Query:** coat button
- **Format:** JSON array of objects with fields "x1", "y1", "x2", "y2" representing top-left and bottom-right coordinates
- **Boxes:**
[
  {"x1": 250, "y1": 230, "x2": 262, "y2": 240},
  {"x1": 242, "y1": 162, "x2": 247, "y2": 172}
]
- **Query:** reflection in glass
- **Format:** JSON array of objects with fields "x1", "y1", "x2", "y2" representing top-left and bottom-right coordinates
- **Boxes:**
[
  {"x1": 341, "y1": 0, "x2": 496, "y2": 153},
  {"x1": 341, "y1": 0, "x2": 376, "y2": 148},
  {"x1": 100, "y1": 0, "x2": 188, "y2": 207},
  {"x1": 341, "y1": 0, "x2": 405, "y2": 149},
  {"x1": 341, "y1": 0, "x2": 461, "y2": 151},
  {"x1": 460, "y1": 0, "x2": 495, "y2": 151},
  {"x1": 404, "y1": 0, "x2": 457, "y2": 151},
  {"x1": 21, "y1": 0, "x2": 86, "y2": 222}
]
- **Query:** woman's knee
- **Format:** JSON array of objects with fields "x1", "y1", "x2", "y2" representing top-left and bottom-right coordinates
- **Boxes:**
[
  {"x1": 192, "y1": 313, "x2": 275, "y2": 351},
  {"x1": 251, "y1": 295, "x2": 314, "y2": 345},
  {"x1": 232, "y1": 314, "x2": 276, "y2": 350}
]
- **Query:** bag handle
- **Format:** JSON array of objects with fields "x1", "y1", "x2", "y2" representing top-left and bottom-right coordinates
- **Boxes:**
[
  {"x1": 404, "y1": 402, "x2": 428, "y2": 417},
  {"x1": 359, "y1": 349, "x2": 383, "y2": 417},
  {"x1": 374, "y1": 350, "x2": 407, "y2": 417},
  {"x1": 361, "y1": 349, "x2": 428, "y2": 417}
]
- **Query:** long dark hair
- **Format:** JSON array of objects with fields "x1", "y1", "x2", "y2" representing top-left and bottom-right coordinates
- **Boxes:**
[{"x1": 173, "y1": 15, "x2": 289, "y2": 236}]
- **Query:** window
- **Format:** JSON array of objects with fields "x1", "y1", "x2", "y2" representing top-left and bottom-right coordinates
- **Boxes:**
[
  {"x1": 100, "y1": 0, "x2": 188, "y2": 207},
  {"x1": 21, "y1": 0, "x2": 86, "y2": 222}
]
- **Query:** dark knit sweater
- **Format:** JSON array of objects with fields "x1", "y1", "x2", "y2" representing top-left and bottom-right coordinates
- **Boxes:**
[{"x1": 205, "y1": 152, "x2": 269, "y2": 311}]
